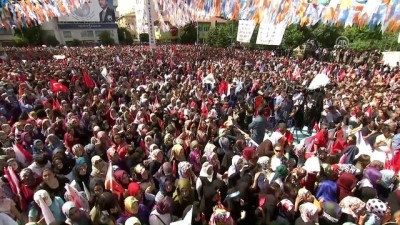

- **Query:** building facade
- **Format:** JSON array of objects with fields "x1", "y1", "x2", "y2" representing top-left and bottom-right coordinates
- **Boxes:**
[{"x1": 116, "y1": 11, "x2": 137, "y2": 39}]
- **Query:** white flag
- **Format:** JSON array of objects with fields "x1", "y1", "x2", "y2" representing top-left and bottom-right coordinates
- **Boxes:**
[{"x1": 236, "y1": 20, "x2": 256, "y2": 43}]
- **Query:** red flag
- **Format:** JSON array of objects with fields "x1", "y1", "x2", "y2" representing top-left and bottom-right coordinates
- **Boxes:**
[
  {"x1": 254, "y1": 96, "x2": 263, "y2": 113},
  {"x1": 4, "y1": 166, "x2": 28, "y2": 211},
  {"x1": 218, "y1": 80, "x2": 228, "y2": 95},
  {"x1": 65, "y1": 183, "x2": 90, "y2": 211},
  {"x1": 82, "y1": 69, "x2": 96, "y2": 89},
  {"x1": 201, "y1": 99, "x2": 208, "y2": 118},
  {"x1": 105, "y1": 161, "x2": 125, "y2": 197},
  {"x1": 13, "y1": 144, "x2": 33, "y2": 167},
  {"x1": 152, "y1": 95, "x2": 159, "y2": 112},
  {"x1": 53, "y1": 99, "x2": 61, "y2": 111},
  {"x1": 50, "y1": 80, "x2": 68, "y2": 92},
  {"x1": 313, "y1": 122, "x2": 320, "y2": 133}
]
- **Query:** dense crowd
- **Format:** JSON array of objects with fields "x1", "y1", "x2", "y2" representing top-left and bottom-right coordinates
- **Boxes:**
[{"x1": 0, "y1": 45, "x2": 399, "y2": 225}]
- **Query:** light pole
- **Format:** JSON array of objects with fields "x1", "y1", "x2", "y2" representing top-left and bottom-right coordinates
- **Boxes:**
[{"x1": 196, "y1": 21, "x2": 199, "y2": 44}]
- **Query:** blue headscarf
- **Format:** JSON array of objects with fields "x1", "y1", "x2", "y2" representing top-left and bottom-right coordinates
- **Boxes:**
[{"x1": 316, "y1": 180, "x2": 338, "y2": 202}]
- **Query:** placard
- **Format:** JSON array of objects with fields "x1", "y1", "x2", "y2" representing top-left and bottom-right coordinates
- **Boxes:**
[
  {"x1": 236, "y1": 20, "x2": 256, "y2": 43},
  {"x1": 256, "y1": 20, "x2": 286, "y2": 46}
]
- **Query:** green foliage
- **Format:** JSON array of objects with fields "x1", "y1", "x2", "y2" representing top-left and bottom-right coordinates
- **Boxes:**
[
  {"x1": 180, "y1": 23, "x2": 197, "y2": 44},
  {"x1": 281, "y1": 24, "x2": 308, "y2": 49},
  {"x1": 202, "y1": 20, "x2": 399, "y2": 51},
  {"x1": 118, "y1": 28, "x2": 134, "y2": 45},
  {"x1": 98, "y1": 31, "x2": 115, "y2": 45},
  {"x1": 206, "y1": 21, "x2": 236, "y2": 47},
  {"x1": 70, "y1": 39, "x2": 82, "y2": 46},
  {"x1": 44, "y1": 35, "x2": 59, "y2": 46},
  {"x1": 13, "y1": 36, "x2": 28, "y2": 47},
  {"x1": 139, "y1": 33, "x2": 149, "y2": 43},
  {"x1": 13, "y1": 25, "x2": 43, "y2": 45}
]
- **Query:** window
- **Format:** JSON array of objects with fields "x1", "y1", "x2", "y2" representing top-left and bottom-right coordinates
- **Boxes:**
[
  {"x1": 95, "y1": 30, "x2": 104, "y2": 37},
  {"x1": 63, "y1": 31, "x2": 72, "y2": 38},
  {"x1": 81, "y1": 30, "x2": 94, "y2": 38},
  {"x1": 95, "y1": 30, "x2": 114, "y2": 37}
]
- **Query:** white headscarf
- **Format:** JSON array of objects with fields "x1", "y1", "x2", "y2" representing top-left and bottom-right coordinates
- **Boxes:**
[
  {"x1": 199, "y1": 162, "x2": 214, "y2": 182},
  {"x1": 227, "y1": 155, "x2": 242, "y2": 177}
]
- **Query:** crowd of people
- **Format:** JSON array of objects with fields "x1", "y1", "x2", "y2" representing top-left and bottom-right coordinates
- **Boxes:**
[{"x1": 0, "y1": 44, "x2": 398, "y2": 225}]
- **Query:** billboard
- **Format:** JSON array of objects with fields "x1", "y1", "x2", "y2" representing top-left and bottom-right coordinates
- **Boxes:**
[{"x1": 59, "y1": 0, "x2": 115, "y2": 23}]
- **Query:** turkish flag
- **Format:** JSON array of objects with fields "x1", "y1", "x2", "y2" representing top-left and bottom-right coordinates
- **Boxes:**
[
  {"x1": 81, "y1": 69, "x2": 96, "y2": 89},
  {"x1": 50, "y1": 80, "x2": 68, "y2": 92}
]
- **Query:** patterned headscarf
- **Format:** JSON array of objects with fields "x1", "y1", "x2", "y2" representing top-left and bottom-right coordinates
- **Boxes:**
[
  {"x1": 339, "y1": 196, "x2": 366, "y2": 219},
  {"x1": 299, "y1": 202, "x2": 319, "y2": 223},
  {"x1": 366, "y1": 198, "x2": 387, "y2": 219}
]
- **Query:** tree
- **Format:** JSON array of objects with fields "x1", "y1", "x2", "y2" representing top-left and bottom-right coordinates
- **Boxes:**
[
  {"x1": 70, "y1": 39, "x2": 82, "y2": 46},
  {"x1": 180, "y1": 23, "x2": 197, "y2": 44},
  {"x1": 44, "y1": 35, "x2": 60, "y2": 46},
  {"x1": 311, "y1": 24, "x2": 342, "y2": 47},
  {"x1": 14, "y1": 25, "x2": 43, "y2": 45},
  {"x1": 98, "y1": 31, "x2": 115, "y2": 45},
  {"x1": 281, "y1": 24, "x2": 309, "y2": 50},
  {"x1": 118, "y1": 28, "x2": 134, "y2": 45},
  {"x1": 139, "y1": 33, "x2": 149, "y2": 43},
  {"x1": 13, "y1": 36, "x2": 28, "y2": 47}
]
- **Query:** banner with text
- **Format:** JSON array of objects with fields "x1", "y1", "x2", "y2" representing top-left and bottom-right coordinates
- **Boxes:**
[
  {"x1": 256, "y1": 20, "x2": 287, "y2": 46},
  {"x1": 236, "y1": 20, "x2": 256, "y2": 43},
  {"x1": 146, "y1": 0, "x2": 156, "y2": 51}
]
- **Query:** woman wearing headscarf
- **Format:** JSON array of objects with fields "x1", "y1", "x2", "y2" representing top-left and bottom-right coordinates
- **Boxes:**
[
  {"x1": 90, "y1": 156, "x2": 107, "y2": 180},
  {"x1": 188, "y1": 141, "x2": 202, "y2": 174},
  {"x1": 62, "y1": 201, "x2": 93, "y2": 225},
  {"x1": 319, "y1": 201, "x2": 342, "y2": 225},
  {"x1": 177, "y1": 161, "x2": 196, "y2": 186},
  {"x1": 242, "y1": 146, "x2": 258, "y2": 166},
  {"x1": 196, "y1": 162, "x2": 215, "y2": 200},
  {"x1": 125, "y1": 217, "x2": 141, "y2": 225},
  {"x1": 132, "y1": 164, "x2": 155, "y2": 194},
  {"x1": 52, "y1": 150, "x2": 75, "y2": 181},
  {"x1": 295, "y1": 202, "x2": 319, "y2": 225},
  {"x1": 155, "y1": 176, "x2": 175, "y2": 203},
  {"x1": 377, "y1": 169, "x2": 395, "y2": 201},
  {"x1": 315, "y1": 179, "x2": 337, "y2": 202},
  {"x1": 227, "y1": 155, "x2": 244, "y2": 188},
  {"x1": 252, "y1": 156, "x2": 271, "y2": 193},
  {"x1": 365, "y1": 198, "x2": 388, "y2": 225},
  {"x1": 89, "y1": 179, "x2": 105, "y2": 208},
  {"x1": 71, "y1": 157, "x2": 90, "y2": 193},
  {"x1": 32, "y1": 139, "x2": 52, "y2": 160},
  {"x1": 339, "y1": 144, "x2": 359, "y2": 164},
  {"x1": 338, "y1": 196, "x2": 365, "y2": 224},
  {"x1": 275, "y1": 199, "x2": 295, "y2": 224},
  {"x1": 148, "y1": 149, "x2": 164, "y2": 177},
  {"x1": 20, "y1": 132, "x2": 33, "y2": 154},
  {"x1": 170, "y1": 144, "x2": 186, "y2": 178},
  {"x1": 173, "y1": 178, "x2": 195, "y2": 218},
  {"x1": 107, "y1": 147, "x2": 129, "y2": 172},
  {"x1": 268, "y1": 165, "x2": 288, "y2": 189},
  {"x1": 47, "y1": 134, "x2": 63, "y2": 152},
  {"x1": 116, "y1": 196, "x2": 149, "y2": 225},
  {"x1": 336, "y1": 172, "x2": 358, "y2": 201},
  {"x1": 357, "y1": 167, "x2": 381, "y2": 202},
  {"x1": 219, "y1": 136, "x2": 234, "y2": 173},
  {"x1": 149, "y1": 196, "x2": 173, "y2": 225},
  {"x1": 128, "y1": 182, "x2": 156, "y2": 211},
  {"x1": 28, "y1": 189, "x2": 65, "y2": 223},
  {"x1": 114, "y1": 170, "x2": 131, "y2": 190}
]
